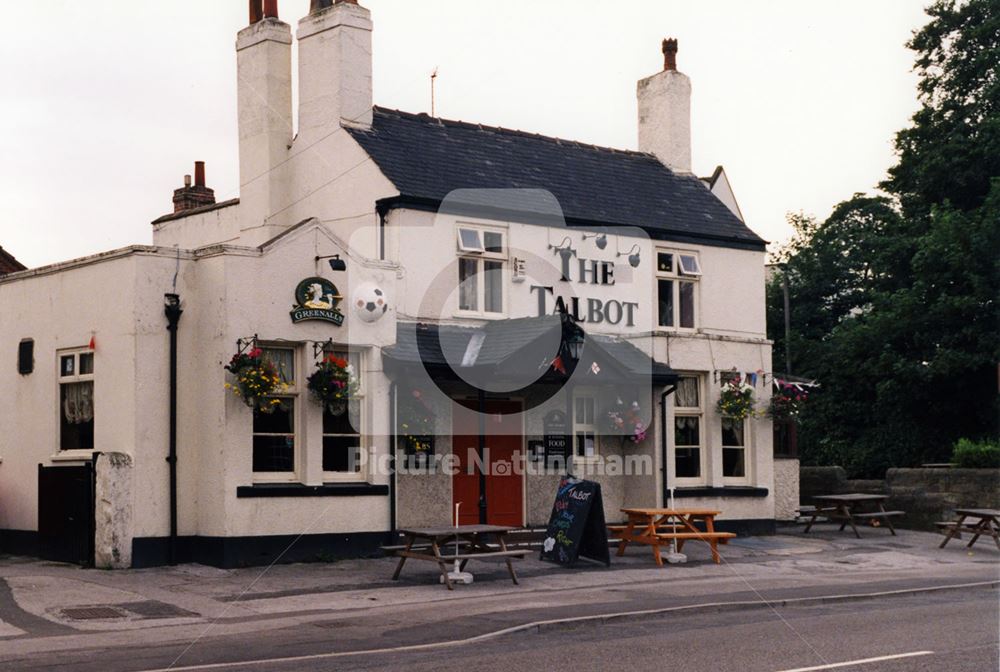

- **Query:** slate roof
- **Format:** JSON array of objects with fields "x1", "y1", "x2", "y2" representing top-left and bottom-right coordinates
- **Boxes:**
[
  {"x1": 0, "y1": 246, "x2": 26, "y2": 275},
  {"x1": 348, "y1": 108, "x2": 765, "y2": 250},
  {"x1": 383, "y1": 318, "x2": 676, "y2": 385}
]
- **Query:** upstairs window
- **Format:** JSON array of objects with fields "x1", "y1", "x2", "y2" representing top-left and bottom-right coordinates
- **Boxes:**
[
  {"x1": 457, "y1": 226, "x2": 506, "y2": 314},
  {"x1": 657, "y1": 250, "x2": 699, "y2": 329},
  {"x1": 59, "y1": 349, "x2": 94, "y2": 451}
]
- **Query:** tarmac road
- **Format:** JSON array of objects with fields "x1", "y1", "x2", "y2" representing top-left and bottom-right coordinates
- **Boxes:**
[{"x1": 5, "y1": 585, "x2": 997, "y2": 671}]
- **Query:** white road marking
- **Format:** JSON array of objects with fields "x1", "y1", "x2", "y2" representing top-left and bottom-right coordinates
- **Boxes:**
[{"x1": 776, "y1": 650, "x2": 935, "y2": 672}]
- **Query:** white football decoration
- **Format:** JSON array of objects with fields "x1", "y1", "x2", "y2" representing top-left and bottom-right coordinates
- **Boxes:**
[{"x1": 352, "y1": 283, "x2": 389, "y2": 322}]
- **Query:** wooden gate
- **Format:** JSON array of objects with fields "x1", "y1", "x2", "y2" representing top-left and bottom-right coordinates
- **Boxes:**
[{"x1": 37, "y1": 463, "x2": 95, "y2": 566}]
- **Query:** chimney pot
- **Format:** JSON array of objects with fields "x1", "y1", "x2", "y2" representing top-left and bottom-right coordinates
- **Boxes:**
[
  {"x1": 172, "y1": 162, "x2": 215, "y2": 213},
  {"x1": 249, "y1": 0, "x2": 263, "y2": 24},
  {"x1": 662, "y1": 38, "x2": 678, "y2": 71},
  {"x1": 263, "y1": 0, "x2": 278, "y2": 18}
]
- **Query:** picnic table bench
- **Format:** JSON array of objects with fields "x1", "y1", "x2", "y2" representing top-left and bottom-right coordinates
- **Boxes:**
[
  {"x1": 609, "y1": 508, "x2": 735, "y2": 565},
  {"x1": 384, "y1": 525, "x2": 527, "y2": 590},
  {"x1": 937, "y1": 508, "x2": 1000, "y2": 550},
  {"x1": 802, "y1": 494, "x2": 904, "y2": 539}
]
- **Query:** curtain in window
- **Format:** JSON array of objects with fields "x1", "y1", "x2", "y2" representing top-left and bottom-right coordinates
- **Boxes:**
[
  {"x1": 62, "y1": 382, "x2": 94, "y2": 424},
  {"x1": 264, "y1": 348, "x2": 295, "y2": 384},
  {"x1": 674, "y1": 377, "x2": 699, "y2": 407}
]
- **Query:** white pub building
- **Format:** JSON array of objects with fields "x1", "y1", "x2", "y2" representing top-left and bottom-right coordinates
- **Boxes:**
[{"x1": 0, "y1": 0, "x2": 791, "y2": 568}]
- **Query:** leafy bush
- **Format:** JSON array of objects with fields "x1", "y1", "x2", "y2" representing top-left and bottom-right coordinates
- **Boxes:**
[{"x1": 952, "y1": 438, "x2": 1000, "y2": 469}]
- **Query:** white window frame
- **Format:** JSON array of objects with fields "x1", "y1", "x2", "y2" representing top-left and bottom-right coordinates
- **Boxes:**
[
  {"x1": 251, "y1": 345, "x2": 300, "y2": 483},
  {"x1": 656, "y1": 249, "x2": 700, "y2": 331},
  {"x1": 721, "y1": 415, "x2": 751, "y2": 485},
  {"x1": 57, "y1": 348, "x2": 95, "y2": 454},
  {"x1": 572, "y1": 389, "x2": 600, "y2": 461},
  {"x1": 456, "y1": 224, "x2": 507, "y2": 317},
  {"x1": 322, "y1": 349, "x2": 368, "y2": 483},
  {"x1": 672, "y1": 374, "x2": 706, "y2": 486}
]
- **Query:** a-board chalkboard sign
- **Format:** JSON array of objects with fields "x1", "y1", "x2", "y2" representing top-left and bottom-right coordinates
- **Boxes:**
[
  {"x1": 543, "y1": 410, "x2": 570, "y2": 466},
  {"x1": 539, "y1": 477, "x2": 610, "y2": 566}
]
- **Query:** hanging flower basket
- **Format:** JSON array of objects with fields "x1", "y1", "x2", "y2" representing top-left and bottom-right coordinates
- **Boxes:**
[
  {"x1": 769, "y1": 381, "x2": 808, "y2": 421},
  {"x1": 306, "y1": 354, "x2": 359, "y2": 413},
  {"x1": 605, "y1": 398, "x2": 648, "y2": 446},
  {"x1": 224, "y1": 348, "x2": 287, "y2": 413},
  {"x1": 398, "y1": 388, "x2": 436, "y2": 455},
  {"x1": 716, "y1": 378, "x2": 755, "y2": 420}
]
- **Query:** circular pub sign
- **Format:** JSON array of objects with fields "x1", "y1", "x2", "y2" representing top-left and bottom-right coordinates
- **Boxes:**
[{"x1": 290, "y1": 277, "x2": 345, "y2": 326}]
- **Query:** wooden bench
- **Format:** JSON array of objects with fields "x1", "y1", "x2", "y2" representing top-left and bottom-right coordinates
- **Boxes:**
[{"x1": 655, "y1": 531, "x2": 735, "y2": 563}]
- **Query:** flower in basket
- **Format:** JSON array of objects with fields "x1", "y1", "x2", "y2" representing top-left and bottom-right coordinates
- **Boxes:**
[
  {"x1": 769, "y1": 381, "x2": 808, "y2": 421},
  {"x1": 398, "y1": 388, "x2": 435, "y2": 453},
  {"x1": 223, "y1": 348, "x2": 288, "y2": 413},
  {"x1": 306, "y1": 354, "x2": 359, "y2": 413},
  {"x1": 717, "y1": 378, "x2": 755, "y2": 420},
  {"x1": 606, "y1": 398, "x2": 648, "y2": 445}
]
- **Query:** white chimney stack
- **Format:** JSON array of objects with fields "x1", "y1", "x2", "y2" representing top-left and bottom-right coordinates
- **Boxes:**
[
  {"x1": 297, "y1": 0, "x2": 373, "y2": 141},
  {"x1": 637, "y1": 38, "x2": 692, "y2": 174},
  {"x1": 236, "y1": 1, "x2": 293, "y2": 228}
]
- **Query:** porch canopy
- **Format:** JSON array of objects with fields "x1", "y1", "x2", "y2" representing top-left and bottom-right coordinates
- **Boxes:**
[{"x1": 382, "y1": 315, "x2": 677, "y2": 391}]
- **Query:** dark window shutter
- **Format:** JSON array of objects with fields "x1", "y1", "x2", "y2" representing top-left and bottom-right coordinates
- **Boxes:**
[{"x1": 17, "y1": 339, "x2": 33, "y2": 375}]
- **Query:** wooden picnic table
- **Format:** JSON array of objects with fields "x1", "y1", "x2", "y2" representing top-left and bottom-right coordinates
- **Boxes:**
[
  {"x1": 609, "y1": 508, "x2": 735, "y2": 566},
  {"x1": 385, "y1": 524, "x2": 527, "y2": 590},
  {"x1": 937, "y1": 508, "x2": 1000, "y2": 550},
  {"x1": 803, "y1": 494, "x2": 904, "y2": 539}
]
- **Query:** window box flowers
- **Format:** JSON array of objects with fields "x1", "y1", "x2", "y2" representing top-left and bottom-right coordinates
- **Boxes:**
[
  {"x1": 224, "y1": 348, "x2": 287, "y2": 413},
  {"x1": 717, "y1": 378, "x2": 755, "y2": 420},
  {"x1": 306, "y1": 354, "x2": 359, "y2": 415}
]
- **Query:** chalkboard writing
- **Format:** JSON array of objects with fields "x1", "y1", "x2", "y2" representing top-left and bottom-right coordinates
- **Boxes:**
[
  {"x1": 539, "y1": 477, "x2": 610, "y2": 566},
  {"x1": 543, "y1": 410, "x2": 570, "y2": 466}
]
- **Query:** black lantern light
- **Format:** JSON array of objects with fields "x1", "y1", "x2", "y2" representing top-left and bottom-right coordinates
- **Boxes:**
[{"x1": 561, "y1": 312, "x2": 585, "y2": 361}]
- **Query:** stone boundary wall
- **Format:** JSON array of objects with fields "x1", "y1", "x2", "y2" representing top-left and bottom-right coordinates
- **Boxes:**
[{"x1": 799, "y1": 465, "x2": 999, "y2": 531}]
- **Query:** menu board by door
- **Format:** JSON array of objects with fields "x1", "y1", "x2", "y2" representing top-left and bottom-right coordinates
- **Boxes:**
[
  {"x1": 542, "y1": 410, "x2": 569, "y2": 467},
  {"x1": 539, "y1": 477, "x2": 610, "y2": 566}
]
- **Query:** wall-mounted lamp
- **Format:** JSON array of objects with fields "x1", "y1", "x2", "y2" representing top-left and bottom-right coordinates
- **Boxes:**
[
  {"x1": 560, "y1": 311, "x2": 585, "y2": 361},
  {"x1": 316, "y1": 254, "x2": 347, "y2": 272},
  {"x1": 582, "y1": 232, "x2": 608, "y2": 250},
  {"x1": 548, "y1": 236, "x2": 576, "y2": 262},
  {"x1": 617, "y1": 244, "x2": 641, "y2": 268}
]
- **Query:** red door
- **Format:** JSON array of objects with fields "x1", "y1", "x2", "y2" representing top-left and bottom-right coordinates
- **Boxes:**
[{"x1": 452, "y1": 399, "x2": 524, "y2": 527}]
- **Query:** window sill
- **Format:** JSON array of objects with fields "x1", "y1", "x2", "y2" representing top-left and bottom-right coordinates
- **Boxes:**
[
  {"x1": 236, "y1": 483, "x2": 389, "y2": 498},
  {"x1": 673, "y1": 486, "x2": 769, "y2": 498},
  {"x1": 51, "y1": 450, "x2": 96, "y2": 463}
]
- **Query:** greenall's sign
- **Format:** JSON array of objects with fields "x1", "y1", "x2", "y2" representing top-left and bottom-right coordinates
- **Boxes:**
[{"x1": 290, "y1": 277, "x2": 344, "y2": 326}]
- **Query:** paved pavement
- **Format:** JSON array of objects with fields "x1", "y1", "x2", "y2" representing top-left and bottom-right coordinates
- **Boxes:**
[{"x1": 0, "y1": 526, "x2": 997, "y2": 671}]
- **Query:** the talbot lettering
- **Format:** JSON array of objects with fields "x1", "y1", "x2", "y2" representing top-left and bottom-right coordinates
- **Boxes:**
[
  {"x1": 568, "y1": 489, "x2": 592, "y2": 502},
  {"x1": 531, "y1": 285, "x2": 638, "y2": 327}
]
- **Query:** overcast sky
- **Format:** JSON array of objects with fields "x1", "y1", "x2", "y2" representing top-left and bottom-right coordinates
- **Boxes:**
[{"x1": 0, "y1": 0, "x2": 929, "y2": 269}]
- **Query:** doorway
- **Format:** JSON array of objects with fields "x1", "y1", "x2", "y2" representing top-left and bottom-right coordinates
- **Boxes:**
[
  {"x1": 452, "y1": 399, "x2": 524, "y2": 527},
  {"x1": 37, "y1": 463, "x2": 95, "y2": 566}
]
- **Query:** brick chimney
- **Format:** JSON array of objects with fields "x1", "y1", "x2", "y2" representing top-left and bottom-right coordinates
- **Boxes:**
[
  {"x1": 296, "y1": 0, "x2": 373, "y2": 142},
  {"x1": 637, "y1": 38, "x2": 692, "y2": 174},
  {"x1": 237, "y1": 0, "x2": 292, "y2": 227},
  {"x1": 172, "y1": 162, "x2": 216, "y2": 213}
]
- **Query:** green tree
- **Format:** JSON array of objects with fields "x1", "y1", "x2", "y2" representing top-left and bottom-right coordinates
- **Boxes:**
[{"x1": 769, "y1": 0, "x2": 1000, "y2": 476}]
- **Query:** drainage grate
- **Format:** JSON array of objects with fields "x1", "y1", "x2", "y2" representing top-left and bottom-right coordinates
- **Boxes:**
[
  {"x1": 61, "y1": 606, "x2": 127, "y2": 620},
  {"x1": 120, "y1": 601, "x2": 198, "y2": 619}
]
